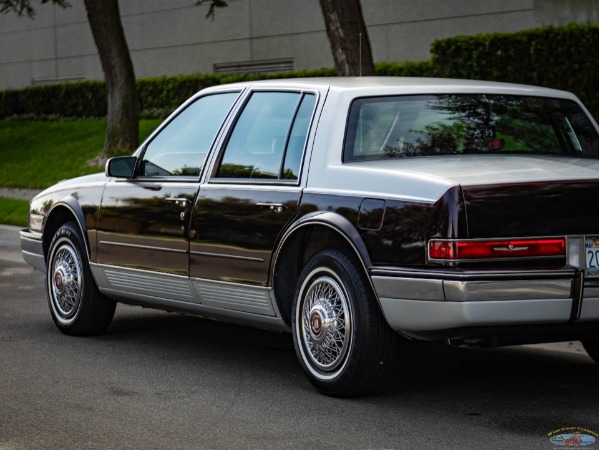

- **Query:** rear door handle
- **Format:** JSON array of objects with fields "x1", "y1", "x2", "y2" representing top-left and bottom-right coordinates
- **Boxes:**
[{"x1": 256, "y1": 202, "x2": 287, "y2": 213}]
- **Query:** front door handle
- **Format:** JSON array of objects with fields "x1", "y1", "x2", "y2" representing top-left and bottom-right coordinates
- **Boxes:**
[{"x1": 166, "y1": 197, "x2": 191, "y2": 208}]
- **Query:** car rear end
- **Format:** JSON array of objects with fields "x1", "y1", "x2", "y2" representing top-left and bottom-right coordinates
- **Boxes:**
[{"x1": 338, "y1": 84, "x2": 599, "y2": 344}]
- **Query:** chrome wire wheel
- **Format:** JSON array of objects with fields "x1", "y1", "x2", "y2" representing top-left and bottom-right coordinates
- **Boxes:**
[
  {"x1": 292, "y1": 249, "x2": 396, "y2": 396},
  {"x1": 46, "y1": 222, "x2": 116, "y2": 335},
  {"x1": 297, "y1": 268, "x2": 352, "y2": 379},
  {"x1": 49, "y1": 241, "x2": 82, "y2": 322}
]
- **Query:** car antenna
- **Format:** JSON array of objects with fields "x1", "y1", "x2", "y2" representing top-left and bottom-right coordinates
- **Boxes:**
[{"x1": 359, "y1": 32, "x2": 362, "y2": 77}]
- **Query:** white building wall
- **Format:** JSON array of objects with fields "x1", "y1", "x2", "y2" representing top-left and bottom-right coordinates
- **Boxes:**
[{"x1": 0, "y1": 0, "x2": 596, "y2": 90}]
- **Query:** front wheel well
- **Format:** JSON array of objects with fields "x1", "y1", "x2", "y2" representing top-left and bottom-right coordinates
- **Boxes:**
[
  {"x1": 273, "y1": 224, "x2": 367, "y2": 325},
  {"x1": 43, "y1": 206, "x2": 82, "y2": 259}
]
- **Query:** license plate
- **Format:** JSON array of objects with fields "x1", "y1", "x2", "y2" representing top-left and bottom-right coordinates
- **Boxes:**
[{"x1": 585, "y1": 236, "x2": 599, "y2": 276}]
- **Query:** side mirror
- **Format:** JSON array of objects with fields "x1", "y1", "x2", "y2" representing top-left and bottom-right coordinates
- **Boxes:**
[{"x1": 105, "y1": 156, "x2": 136, "y2": 178}]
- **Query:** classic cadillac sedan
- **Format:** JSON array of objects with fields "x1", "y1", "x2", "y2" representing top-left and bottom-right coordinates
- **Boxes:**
[{"x1": 20, "y1": 77, "x2": 599, "y2": 396}]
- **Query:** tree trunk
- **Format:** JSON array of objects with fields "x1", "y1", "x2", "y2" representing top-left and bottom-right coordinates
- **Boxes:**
[
  {"x1": 319, "y1": 0, "x2": 375, "y2": 76},
  {"x1": 84, "y1": 0, "x2": 138, "y2": 163}
]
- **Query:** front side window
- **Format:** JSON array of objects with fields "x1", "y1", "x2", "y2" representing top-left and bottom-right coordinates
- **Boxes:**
[
  {"x1": 215, "y1": 91, "x2": 316, "y2": 180},
  {"x1": 141, "y1": 92, "x2": 239, "y2": 177},
  {"x1": 344, "y1": 94, "x2": 599, "y2": 161}
]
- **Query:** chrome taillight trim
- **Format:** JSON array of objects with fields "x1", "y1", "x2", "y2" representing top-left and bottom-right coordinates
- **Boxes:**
[{"x1": 427, "y1": 236, "x2": 566, "y2": 263}]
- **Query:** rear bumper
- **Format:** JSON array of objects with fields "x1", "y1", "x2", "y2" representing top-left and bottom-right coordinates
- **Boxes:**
[
  {"x1": 20, "y1": 229, "x2": 45, "y2": 272},
  {"x1": 371, "y1": 268, "x2": 599, "y2": 333}
]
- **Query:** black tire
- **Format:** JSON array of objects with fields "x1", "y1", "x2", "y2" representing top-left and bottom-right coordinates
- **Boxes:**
[
  {"x1": 292, "y1": 249, "x2": 396, "y2": 397},
  {"x1": 46, "y1": 222, "x2": 115, "y2": 335},
  {"x1": 582, "y1": 340, "x2": 599, "y2": 364}
]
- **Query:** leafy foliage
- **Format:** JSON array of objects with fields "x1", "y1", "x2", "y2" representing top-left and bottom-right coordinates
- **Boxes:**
[
  {"x1": 375, "y1": 61, "x2": 434, "y2": 77},
  {"x1": 0, "y1": 0, "x2": 70, "y2": 17},
  {"x1": 195, "y1": 0, "x2": 228, "y2": 20}
]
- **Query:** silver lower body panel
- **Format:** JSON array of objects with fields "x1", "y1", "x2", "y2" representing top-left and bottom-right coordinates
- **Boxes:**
[
  {"x1": 90, "y1": 263, "x2": 289, "y2": 333},
  {"x1": 372, "y1": 269, "x2": 599, "y2": 333}
]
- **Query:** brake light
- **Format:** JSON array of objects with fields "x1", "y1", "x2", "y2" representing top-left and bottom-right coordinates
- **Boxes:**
[{"x1": 428, "y1": 238, "x2": 565, "y2": 260}]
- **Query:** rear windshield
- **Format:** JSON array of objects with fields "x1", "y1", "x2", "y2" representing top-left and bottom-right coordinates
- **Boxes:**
[{"x1": 344, "y1": 94, "x2": 599, "y2": 161}]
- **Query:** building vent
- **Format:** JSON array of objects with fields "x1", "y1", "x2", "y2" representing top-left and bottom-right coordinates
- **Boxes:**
[
  {"x1": 31, "y1": 75, "x2": 85, "y2": 86},
  {"x1": 214, "y1": 58, "x2": 294, "y2": 75}
]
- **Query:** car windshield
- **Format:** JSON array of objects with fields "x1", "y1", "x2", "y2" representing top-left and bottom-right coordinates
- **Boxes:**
[{"x1": 344, "y1": 94, "x2": 599, "y2": 161}]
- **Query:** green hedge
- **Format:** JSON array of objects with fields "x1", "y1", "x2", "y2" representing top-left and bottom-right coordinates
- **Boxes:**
[
  {"x1": 431, "y1": 23, "x2": 599, "y2": 118},
  {"x1": 1, "y1": 23, "x2": 598, "y2": 119},
  {"x1": 0, "y1": 68, "x2": 338, "y2": 120},
  {"x1": 375, "y1": 60, "x2": 434, "y2": 77},
  {"x1": 0, "y1": 64, "x2": 433, "y2": 120},
  {"x1": 0, "y1": 81, "x2": 106, "y2": 119}
]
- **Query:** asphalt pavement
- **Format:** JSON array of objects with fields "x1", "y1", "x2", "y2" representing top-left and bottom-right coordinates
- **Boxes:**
[{"x1": 1, "y1": 225, "x2": 598, "y2": 449}]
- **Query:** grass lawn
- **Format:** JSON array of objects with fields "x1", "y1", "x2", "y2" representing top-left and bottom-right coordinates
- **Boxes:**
[
  {"x1": 0, "y1": 119, "x2": 162, "y2": 189},
  {"x1": 0, "y1": 119, "x2": 161, "y2": 226},
  {"x1": 0, "y1": 197, "x2": 29, "y2": 227}
]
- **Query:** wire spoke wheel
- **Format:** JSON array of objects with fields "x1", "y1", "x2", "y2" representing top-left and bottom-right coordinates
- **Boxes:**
[
  {"x1": 49, "y1": 243, "x2": 83, "y2": 319},
  {"x1": 292, "y1": 249, "x2": 396, "y2": 397},
  {"x1": 300, "y1": 274, "x2": 351, "y2": 372},
  {"x1": 46, "y1": 222, "x2": 115, "y2": 335}
]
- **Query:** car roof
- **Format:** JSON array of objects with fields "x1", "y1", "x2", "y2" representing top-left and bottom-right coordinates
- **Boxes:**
[{"x1": 203, "y1": 76, "x2": 576, "y2": 100}]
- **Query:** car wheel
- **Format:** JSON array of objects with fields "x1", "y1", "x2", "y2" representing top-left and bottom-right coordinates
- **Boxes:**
[
  {"x1": 292, "y1": 249, "x2": 395, "y2": 397},
  {"x1": 46, "y1": 222, "x2": 115, "y2": 335},
  {"x1": 582, "y1": 340, "x2": 599, "y2": 364}
]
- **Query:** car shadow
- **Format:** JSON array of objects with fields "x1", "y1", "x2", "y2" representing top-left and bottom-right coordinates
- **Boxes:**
[{"x1": 86, "y1": 304, "x2": 599, "y2": 445}]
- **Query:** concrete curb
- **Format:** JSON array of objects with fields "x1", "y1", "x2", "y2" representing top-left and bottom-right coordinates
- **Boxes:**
[{"x1": 0, "y1": 188, "x2": 42, "y2": 201}]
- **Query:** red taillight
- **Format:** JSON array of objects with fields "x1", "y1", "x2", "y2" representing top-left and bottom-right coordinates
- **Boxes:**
[{"x1": 428, "y1": 238, "x2": 565, "y2": 260}]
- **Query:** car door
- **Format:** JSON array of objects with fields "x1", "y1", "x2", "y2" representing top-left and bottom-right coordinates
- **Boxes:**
[
  {"x1": 189, "y1": 90, "x2": 317, "y2": 312},
  {"x1": 95, "y1": 91, "x2": 241, "y2": 301}
]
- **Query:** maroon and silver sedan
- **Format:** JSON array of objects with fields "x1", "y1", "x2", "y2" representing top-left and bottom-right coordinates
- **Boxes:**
[{"x1": 21, "y1": 77, "x2": 599, "y2": 396}]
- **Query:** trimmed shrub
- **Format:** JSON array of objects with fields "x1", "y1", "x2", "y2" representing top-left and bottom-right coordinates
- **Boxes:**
[
  {"x1": 1, "y1": 23, "x2": 597, "y2": 119},
  {"x1": 431, "y1": 23, "x2": 599, "y2": 117},
  {"x1": 375, "y1": 60, "x2": 435, "y2": 77},
  {"x1": 0, "y1": 69, "x2": 339, "y2": 120}
]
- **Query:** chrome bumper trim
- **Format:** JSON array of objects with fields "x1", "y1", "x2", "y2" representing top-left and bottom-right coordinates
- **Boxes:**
[
  {"x1": 371, "y1": 273, "x2": 573, "y2": 303},
  {"x1": 442, "y1": 278, "x2": 572, "y2": 302},
  {"x1": 371, "y1": 268, "x2": 599, "y2": 331},
  {"x1": 19, "y1": 230, "x2": 45, "y2": 272},
  {"x1": 580, "y1": 280, "x2": 599, "y2": 321},
  {"x1": 379, "y1": 298, "x2": 572, "y2": 332}
]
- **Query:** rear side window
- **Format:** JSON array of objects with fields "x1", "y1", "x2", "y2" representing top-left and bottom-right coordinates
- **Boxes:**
[
  {"x1": 344, "y1": 94, "x2": 599, "y2": 161},
  {"x1": 215, "y1": 91, "x2": 316, "y2": 181}
]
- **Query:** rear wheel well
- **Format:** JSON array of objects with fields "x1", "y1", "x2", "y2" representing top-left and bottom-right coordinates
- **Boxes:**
[{"x1": 273, "y1": 225, "x2": 367, "y2": 325}]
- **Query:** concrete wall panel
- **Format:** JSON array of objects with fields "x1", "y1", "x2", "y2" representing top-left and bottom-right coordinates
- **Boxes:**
[
  {"x1": 0, "y1": 7, "x2": 53, "y2": 33},
  {"x1": 132, "y1": 40, "x2": 253, "y2": 78},
  {"x1": 55, "y1": 23, "x2": 96, "y2": 59},
  {"x1": 3, "y1": 62, "x2": 31, "y2": 89},
  {"x1": 29, "y1": 28, "x2": 55, "y2": 61},
  {"x1": 363, "y1": 0, "x2": 535, "y2": 25},
  {"x1": 369, "y1": 8, "x2": 538, "y2": 62},
  {"x1": 250, "y1": 0, "x2": 324, "y2": 36},
  {"x1": 535, "y1": 0, "x2": 599, "y2": 25},
  {"x1": 0, "y1": 0, "x2": 596, "y2": 90},
  {"x1": 30, "y1": 59, "x2": 57, "y2": 82},
  {"x1": 250, "y1": 31, "x2": 334, "y2": 70},
  {"x1": 56, "y1": 55, "x2": 102, "y2": 81},
  {"x1": 53, "y1": 2, "x2": 87, "y2": 26},
  {"x1": 1, "y1": 30, "x2": 31, "y2": 65}
]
